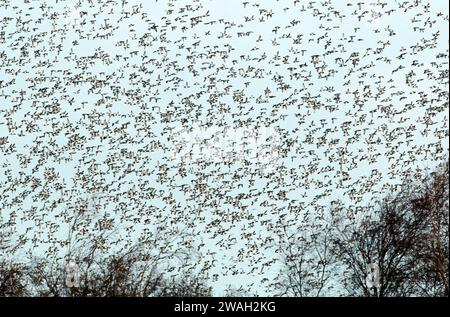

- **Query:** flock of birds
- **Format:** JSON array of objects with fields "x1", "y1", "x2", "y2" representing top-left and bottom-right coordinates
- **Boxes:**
[{"x1": 0, "y1": 0, "x2": 448, "y2": 295}]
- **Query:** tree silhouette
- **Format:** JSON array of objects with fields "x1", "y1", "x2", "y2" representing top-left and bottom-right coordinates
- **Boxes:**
[{"x1": 277, "y1": 160, "x2": 449, "y2": 297}]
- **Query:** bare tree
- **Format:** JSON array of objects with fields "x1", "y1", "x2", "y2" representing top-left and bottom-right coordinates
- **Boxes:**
[
  {"x1": 0, "y1": 237, "x2": 211, "y2": 297},
  {"x1": 332, "y1": 160, "x2": 449, "y2": 297},
  {"x1": 410, "y1": 161, "x2": 449, "y2": 296},
  {"x1": 1, "y1": 192, "x2": 212, "y2": 297},
  {"x1": 273, "y1": 221, "x2": 335, "y2": 296},
  {"x1": 276, "y1": 160, "x2": 448, "y2": 297},
  {"x1": 331, "y1": 195, "x2": 426, "y2": 297},
  {"x1": 0, "y1": 262, "x2": 28, "y2": 297}
]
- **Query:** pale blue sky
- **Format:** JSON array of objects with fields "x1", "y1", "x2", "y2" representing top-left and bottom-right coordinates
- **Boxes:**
[{"x1": 0, "y1": 0, "x2": 448, "y2": 295}]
